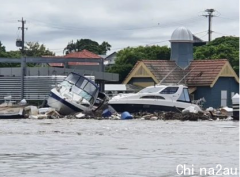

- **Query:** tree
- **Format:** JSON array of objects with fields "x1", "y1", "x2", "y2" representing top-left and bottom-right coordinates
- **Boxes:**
[
  {"x1": 0, "y1": 41, "x2": 54, "y2": 67},
  {"x1": 0, "y1": 41, "x2": 6, "y2": 53},
  {"x1": 194, "y1": 36, "x2": 239, "y2": 75},
  {"x1": 64, "y1": 39, "x2": 111, "y2": 55},
  {"x1": 25, "y1": 42, "x2": 55, "y2": 57},
  {"x1": 0, "y1": 41, "x2": 21, "y2": 67},
  {"x1": 106, "y1": 45, "x2": 171, "y2": 82}
]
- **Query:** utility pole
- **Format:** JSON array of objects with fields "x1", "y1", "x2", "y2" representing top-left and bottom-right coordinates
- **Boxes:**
[
  {"x1": 202, "y1": 9, "x2": 215, "y2": 42},
  {"x1": 18, "y1": 17, "x2": 27, "y2": 99},
  {"x1": 18, "y1": 17, "x2": 27, "y2": 54}
]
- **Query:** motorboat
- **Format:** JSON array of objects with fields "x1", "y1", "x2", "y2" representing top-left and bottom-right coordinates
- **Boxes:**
[
  {"x1": 47, "y1": 72, "x2": 108, "y2": 115},
  {"x1": 108, "y1": 84, "x2": 201, "y2": 113},
  {"x1": 0, "y1": 96, "x2": 25, "y2": 119}
]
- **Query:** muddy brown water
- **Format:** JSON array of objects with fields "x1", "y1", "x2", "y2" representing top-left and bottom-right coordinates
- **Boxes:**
[{"x1": 0, "y1": 119, "x2": 238, "y2": 177}]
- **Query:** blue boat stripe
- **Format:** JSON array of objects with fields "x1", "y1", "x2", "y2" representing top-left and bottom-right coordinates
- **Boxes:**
[{"x1": 50, "y1": 92, "x2": 83, "y2": 112}]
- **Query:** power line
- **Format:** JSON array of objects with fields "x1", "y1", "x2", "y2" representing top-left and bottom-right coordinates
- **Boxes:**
[
  {"x1": 213, "y1": 31, "x2": 237, "y2": 37},
  {"x1": 111, "y1": 30, "x2": 208, "y2": 52},
  {"x1": 27, "y1": 15, "x2": 204, "y2": 33}
]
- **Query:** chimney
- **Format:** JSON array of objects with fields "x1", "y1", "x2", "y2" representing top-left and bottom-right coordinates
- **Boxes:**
[{"x1": 169, "y1": 27, "x2": 193, "y2": 69}]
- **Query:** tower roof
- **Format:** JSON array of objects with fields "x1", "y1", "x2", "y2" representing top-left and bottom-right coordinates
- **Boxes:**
[{"x1": 170, "y1": 26, "x2": 193, "y2": 42}]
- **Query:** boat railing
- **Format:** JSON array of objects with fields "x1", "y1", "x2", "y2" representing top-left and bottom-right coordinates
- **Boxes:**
[{"x1": 192, "y1": 97, "x2": 206, "y2": 109}]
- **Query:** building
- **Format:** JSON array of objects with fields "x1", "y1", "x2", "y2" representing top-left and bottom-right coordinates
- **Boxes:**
[
  {"x1": 123, "y1": 27, "x2": 239, "y2": 109},
  {"x1": 103, "y1": 52, "x2": 117, "y2": 66},
  {"x1": 48, "y1": 49, "x2": 103, "y2": 72}
]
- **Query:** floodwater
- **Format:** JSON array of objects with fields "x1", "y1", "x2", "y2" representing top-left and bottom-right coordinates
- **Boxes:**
[{"x1": 0, "y1": 119, "x2": 238, "y2": 177}]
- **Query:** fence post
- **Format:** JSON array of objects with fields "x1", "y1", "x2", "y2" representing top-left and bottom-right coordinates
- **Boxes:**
[{"x1": 21, "y1": 57, "x2": 26, "y2": 99}]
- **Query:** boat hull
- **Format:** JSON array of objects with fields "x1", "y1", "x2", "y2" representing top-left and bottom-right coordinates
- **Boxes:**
[
  {"x1": 109, "y1": 103, "x2": 184, "y2": 113},
  {"x1": 47, "y1": 92, "x2": 84, "y2": 115},
  {"x1": 0, "y1": 107, "x2": 24, "y2": 119}
]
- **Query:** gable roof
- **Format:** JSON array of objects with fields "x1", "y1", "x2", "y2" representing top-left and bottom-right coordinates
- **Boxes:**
[
  {"x1": 48, "y1": 49, "x2": 102, "y2": 67},
  {"x1": 186, "y1": 59, "x2": 239, "y2": 87},
  {"x1": 143, "y1": 60, "x2": 187, "y2": 84},
  {"x1": 123, "y1": 59, "x2": 239, "y2": 87}
]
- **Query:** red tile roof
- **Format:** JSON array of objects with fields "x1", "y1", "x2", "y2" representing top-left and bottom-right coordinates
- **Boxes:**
[
  {"x1": 127, "y1": 59, "x2": 231, "y2": 86},
  {"x1": 64, "y1": 49, "x2": 102, "y2": 59},
  {"x1": 186, "y1": 59, "x2": 228, "y2": 86},
  {"x1": 47, "y1": 49, "x2": 102, "y2": 67}
]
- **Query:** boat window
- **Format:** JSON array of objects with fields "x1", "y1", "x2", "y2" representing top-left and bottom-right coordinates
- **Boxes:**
[
  {"x1": 78, "y1": 90, "x2": 92, "y2": 102},
  {"x1": 71, "y1": 85, "x2": 81, "y2": 95},
  {"x1": 61, "y1": 81, "x2": 72, "y2": 88},
  {"x1": 83, "y1": 82, "x2": 98, "y2": 95},
  {"x1": 138, "y1": 87, "x2": 164, "y2": 93},
  {"x1": 65, "y1": 73, "x2": 80, "y2": 84},
  {"x1": 177, "y1": 88, "x2": 191, "y2": 102},
  {"x1": 160, "y1": 87, "x2": 178, "y2": 94},
  {"x1": 76, "y1": 77, "x2": 88, "y2": 89},
  {"x1": 140, "y1": 96, "x2": 165, "y2": 99}
]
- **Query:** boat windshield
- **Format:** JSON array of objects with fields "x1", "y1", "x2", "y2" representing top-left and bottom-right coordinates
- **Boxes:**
[
  {"x1": 138, "y1": 86, "x2": 165, "y2": 93},
  {"x1": 65, "y1": 73, "x2": 80, "y2": 85},
  {"x1": 63, "y1": 73, "x2": 98, "y2": 104},
  {"x1": 177, "y1": 88, "x2": 191, "y2": 103}
]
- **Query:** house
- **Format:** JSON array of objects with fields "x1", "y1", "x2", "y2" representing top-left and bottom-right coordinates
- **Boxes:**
[
  {"x1": 123, "y1": 27, "x2": 239, "y2": 109},
  {"x1": 99, "y1": 52, "x2": 117, "y2": 67},
  {"x1": 48, "y1": 49, "x2": 103, "y2": 72},
  {"x1": 193, "y1": 34, "x2": 207, "y2": 46},
  {"x1": 104, "y1": 52, "x2": 117, "y2": 65}
]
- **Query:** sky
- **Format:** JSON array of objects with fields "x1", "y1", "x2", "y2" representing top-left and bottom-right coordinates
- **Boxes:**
[{"x1": 0, "y1": 0, "x2": 239, "y2": 55}]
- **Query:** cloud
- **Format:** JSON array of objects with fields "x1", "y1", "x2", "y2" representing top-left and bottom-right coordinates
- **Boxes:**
[{"x1": 0, "y1": 0, "x2": 238, "y2": 54}]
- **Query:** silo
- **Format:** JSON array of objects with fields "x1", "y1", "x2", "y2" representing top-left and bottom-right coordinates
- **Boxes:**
[{"x1": 169, "y1": 27, "x2": 193, "y2": 69}]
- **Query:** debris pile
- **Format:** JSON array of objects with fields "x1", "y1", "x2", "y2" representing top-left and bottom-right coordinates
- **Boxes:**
[
  {"x1": 132, "y1": 111, "x2": 210, "y2": 121},
  {"x1": 7, "y1": 103, "x2": 233, "y2": 121},
  {"x1": 24, "y1": 106, "x2": 62, "y2": 119}
]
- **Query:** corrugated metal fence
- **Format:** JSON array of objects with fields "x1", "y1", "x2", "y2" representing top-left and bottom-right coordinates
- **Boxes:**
[{"x1": 0, "y1": 76, "x2": 66, "y2": 101}]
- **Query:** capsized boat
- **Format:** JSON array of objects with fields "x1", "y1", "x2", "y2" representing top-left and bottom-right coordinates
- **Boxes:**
[
  {"x1": 47, "y1": 72, "x2": 108, "y2": 115},
  {"x1": 108, "y1": 84, "x2": 202, "y2": 113}
]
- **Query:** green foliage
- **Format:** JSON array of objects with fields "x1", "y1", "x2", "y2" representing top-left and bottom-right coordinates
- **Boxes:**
[
  {"x1": 0, "y1": 41, "x2": 54, "y2": 67},
  {"x1": 0, "y1": 41, "x2": 21, "y2": 67},
  {"x1": 106, "y1": 63, "x2": 133, "y2": 82},
  {"x1": 25, "y1": 42, "x2": 55, "y2": 57},
  {"x1": 0, "y1": 41, "x2": 6, "y2": 53},
  {"x1": 194, "y1": 36, "x2": 239, "y2": 75},
  {"x1": 64, "y1": 39, "x2": 111, "y2": 55},
  {"x1": 106, "y1": 45, "x2": 170, "y2": 82},
  {"x1": 24, "y1": 42, "x2": 55, "y2": 67}
]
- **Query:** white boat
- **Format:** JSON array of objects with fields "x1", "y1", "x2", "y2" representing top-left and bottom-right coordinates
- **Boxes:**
[
  {"x1": 0, "y1": 96, "x2": 25, "y2": 119},
  {"x1": 108, "y1": 84, "x2": 201, "y2": 113},
  {"x1": 47, "y1": 72, "x2": 107, "y2": 115}
]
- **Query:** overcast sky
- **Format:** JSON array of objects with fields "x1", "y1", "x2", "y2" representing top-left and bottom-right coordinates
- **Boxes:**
[{"x1": 0, "y1": 0, "x2": 239, "y2": 55}]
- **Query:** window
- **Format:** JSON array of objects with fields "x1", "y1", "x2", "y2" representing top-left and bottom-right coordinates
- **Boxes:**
[
  {"x1": 140, "y1": 95, "x2": 165, "y2": 99},
  {"x1": 160, "y1": 87, "x2": 179, "y2": 94},
  {"x1": 221, "y1": 90, "x2": 227, "y2": 107},
  {"x1": 138, "y1": 87, "x2": 164, "y2": 93},
  {"x1": 177, "y1": 88, "x2": 191, "y2": 103},
  {"x1": 65, "y1": 73, "x2": 80, "y2": 84},
  {"x1": 76, "y1": 77, "x2": 88, "y2": 89},
  {"x1": 83, "y1": 82, "x2": 97, "y2": 95}
]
